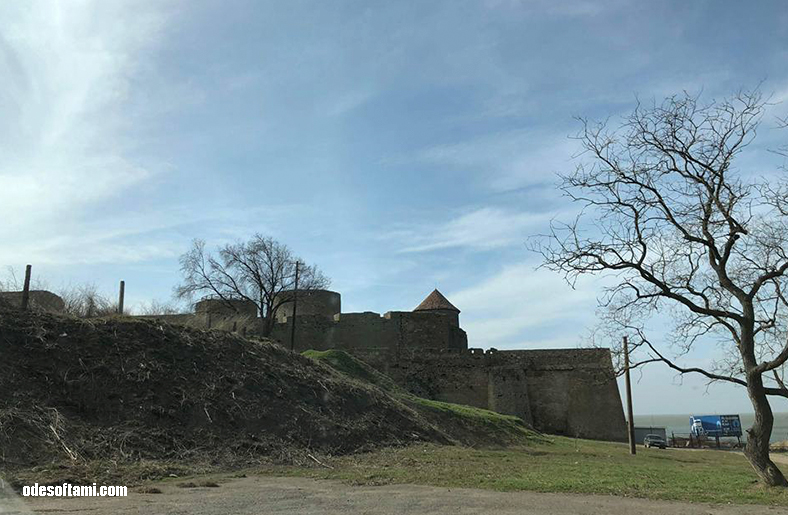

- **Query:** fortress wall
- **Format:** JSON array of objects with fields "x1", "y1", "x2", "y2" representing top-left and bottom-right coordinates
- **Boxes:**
[
  {"x1": 487, "y1": 365, "x2": 533, "y2": 425},
  {"x1": 491, "y1": 348, "x2": 614, "y2": 370},
  {"x1": 495, "y1": 349, "x2": 627, "y2": 441},
  {"x1": 386, "y1": 311, "x2": 459, "y2": 351},
  {"x1": 384, "y1": 348, "x2": 625, "y2": 441},
  {"x1": 385, "y1": 350, "x2": 531, "y2": 423},
  {"x1": 334, "y1": 313, "x2": 399, "y2": 354},
  {"x1": 0, "y1": 290, "x2": 65, "y2": 312},
  {"x1": 274, "y1": 290, "x2": 341, "y2": 323},
  {"x1": 273, "y1": 310, "x2": 467, "y2": 357},
  {"x1": 195, "y1": 298, "x2": 258, "y2": 317},
  {"x1": 449, "y1": 325, "x2": 468, "y2": 350},
  {"x1": 388, "y1": 350, "x2": 492, "y2": 409},
  {"x1": 270, "y1": 315, "x2": 337, "y2": 351},
  {"x1": 134, "y1": 303, "x2": 624, "y2": 441}
]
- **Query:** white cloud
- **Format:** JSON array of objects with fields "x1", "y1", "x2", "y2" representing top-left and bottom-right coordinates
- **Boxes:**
[
  {"x1": 415, "y1": 129, "x2": 579, "y2": 192},
  {"x1": 451, "y1": 262, "x2": 600, "y2": 349},
  {"x1": 388, "y1": 206, "x2": 555, "y2": 253},
  {"x1": 325, "y1": 88, "x2": 376, "y2": 117},
  {"x1": 0, "y1": 1, "x2": 172, "y2": 265},
  {"x1": 483, "y1": 0, "x2": 613, "y2": 17}
]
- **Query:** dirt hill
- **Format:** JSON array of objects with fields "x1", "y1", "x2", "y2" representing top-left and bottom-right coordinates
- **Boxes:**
[
  {"x1": 0, "y1": 307, "x2": 450, "y2": 472},
  {"x1": 0, "y1": 307, "x2": 538, "y2": 486}
]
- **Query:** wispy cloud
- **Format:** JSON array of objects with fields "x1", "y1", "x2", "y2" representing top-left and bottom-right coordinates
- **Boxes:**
[
  {"x1": 414, "y1": 130, "x2": 579, "y2": 192},
  {"x1": 0, "y1": 1, "x2": 171, "y2": 265},
  {"x1": 484, "y1": 0, "x2": 615, "y2": 18},
  {"x1": 385, "y1": 207, "x2": 552, "y2": 253},
  {"x1": 451, "y1": 262, "x2": 599, "y2": 349}
]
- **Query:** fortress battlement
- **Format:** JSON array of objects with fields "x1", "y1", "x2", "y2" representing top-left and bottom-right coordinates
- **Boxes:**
[{"x1": 161, "y1": 287, "x2": 627, "y2": 442}]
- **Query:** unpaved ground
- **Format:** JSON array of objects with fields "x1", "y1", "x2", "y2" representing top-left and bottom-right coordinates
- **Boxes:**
[{"x1": 7, "y1": 476, "x2": 788, "y2": 515}]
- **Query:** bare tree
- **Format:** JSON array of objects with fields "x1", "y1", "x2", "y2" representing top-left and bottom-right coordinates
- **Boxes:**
[
  {"x1": 534, "y1": 89, "x2": 788, "y2": 486},
  {"x1": 175, "y1": 235, "x2": 330, "y2": 336}
]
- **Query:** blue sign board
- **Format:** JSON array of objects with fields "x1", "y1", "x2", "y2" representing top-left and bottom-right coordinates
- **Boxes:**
[{"x1": 689, "y1": 415, "x2": 742, "y2": 437}]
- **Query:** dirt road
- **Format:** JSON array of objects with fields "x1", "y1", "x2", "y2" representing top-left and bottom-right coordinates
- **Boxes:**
[{"x1": 6, "y1": 476, "x2": 788, "y2": 515}]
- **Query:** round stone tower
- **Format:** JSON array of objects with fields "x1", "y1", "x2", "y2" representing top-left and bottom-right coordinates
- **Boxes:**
[
  {"x1": 274, "y1": 289, "x2": 341, "y2": 323},
  {"x1": 413, "y1": 289, "x2": 460, "y2": 327}
]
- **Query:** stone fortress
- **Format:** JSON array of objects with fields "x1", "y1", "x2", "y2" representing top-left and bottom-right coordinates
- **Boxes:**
[
  {"x1": 198, "y1": 288, "x2": 628, "y2": 441},
  {"x1": 2, "y1": 287, "x2": 628, "y2": 441}
]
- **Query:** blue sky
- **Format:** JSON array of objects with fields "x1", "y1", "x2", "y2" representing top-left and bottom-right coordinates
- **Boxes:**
[{"x1": 2, "y1": 0, "x2": 788, "y2": 415}]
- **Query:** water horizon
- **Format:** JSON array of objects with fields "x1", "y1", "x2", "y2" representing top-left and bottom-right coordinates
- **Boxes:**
[{"x1": 634, "y1": 412, "x2": 788, "y2": 444}]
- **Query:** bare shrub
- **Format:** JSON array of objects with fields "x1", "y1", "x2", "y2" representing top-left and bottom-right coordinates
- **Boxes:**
[{"x1": 58, "y1": 284, "x2": 119, "y2": 318}]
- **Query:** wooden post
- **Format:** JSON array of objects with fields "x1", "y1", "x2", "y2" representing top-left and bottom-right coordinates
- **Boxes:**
[
  {"x1": 624, "y1": 335, "x2": 636, "y2": 455},
  {"x1": 20, "y1": 264, "x2": 32, "y2": 310},
  {"x1": 117, "y1": 280, "x2": 125, "y2": 315},
  {"x1": 289, "y1": 261, "x2": 300, "y2": 352}
]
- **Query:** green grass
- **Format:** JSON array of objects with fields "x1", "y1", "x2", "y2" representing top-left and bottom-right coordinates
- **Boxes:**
[
  {"x1": 302, "y1": 349, "x2": 543, "y2": 446},
  {"x1": 406, "y1": 396, "x2": 537, "y2": 438},
  {"x1": 302, "y1": 349, "x2": 402, "y2": 393},
  {"x1": 273, "y1": 438, "x2": 788, "y2": 506},
  {"x1": 298, "y1": 349, "x2": 788, "y2": 505}
]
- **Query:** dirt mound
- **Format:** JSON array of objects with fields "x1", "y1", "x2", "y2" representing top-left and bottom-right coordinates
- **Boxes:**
[{"x1": 0, "y1": 307, "x2": 450, "y2": 473}]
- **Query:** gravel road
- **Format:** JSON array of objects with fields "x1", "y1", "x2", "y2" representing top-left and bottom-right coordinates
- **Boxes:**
[{"x1": 7, "y1": 476, "x2": 788, "y2": 515}]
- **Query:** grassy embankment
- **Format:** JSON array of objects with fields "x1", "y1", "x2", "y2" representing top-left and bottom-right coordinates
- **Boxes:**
[
  {"x1": 300, "y1": 349, "x2": 788, "y2": 506},
  {"x1": 302, "y1": 349, "x2": 540, "y2": 446}
]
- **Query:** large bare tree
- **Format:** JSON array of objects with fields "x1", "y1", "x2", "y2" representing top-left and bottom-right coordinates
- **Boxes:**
[
  {"x1": 535, "y1": 89, "x2": 788, "y2": 486},
  {"x1": 176, "y1": 235, "x2": 330, "y2": 336}
]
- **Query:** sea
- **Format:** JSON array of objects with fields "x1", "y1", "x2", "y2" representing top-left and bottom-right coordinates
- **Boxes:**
[{"x1": 634, "y1": 413, "x2": 788, "y2": 444}]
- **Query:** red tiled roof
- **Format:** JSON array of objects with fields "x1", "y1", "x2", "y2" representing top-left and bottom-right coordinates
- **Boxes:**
[{"x1": 413, "y1": 289, "x2": 460, "y2": 313}]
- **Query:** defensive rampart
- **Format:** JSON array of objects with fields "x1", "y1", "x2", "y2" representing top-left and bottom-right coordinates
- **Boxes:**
[
  {"x1": 269, "y1": 310, "x2": 469, "y2": 357},
  {"x1": 138, "y1": 288, "x2": 626, "y2": 442},
  {"x1": 385, "y1": 347, "x2": 627, "y2": 442}
]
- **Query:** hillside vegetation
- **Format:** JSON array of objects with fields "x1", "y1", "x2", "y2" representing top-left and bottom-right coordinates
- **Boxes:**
[{"x1": 0, "y1": 307, "x2": 537, "y2": 487}]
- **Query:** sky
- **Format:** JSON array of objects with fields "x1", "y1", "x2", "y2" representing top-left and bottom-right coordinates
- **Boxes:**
[{"x1": 2, "y1": 0, "x2": 788, "y2": 416}]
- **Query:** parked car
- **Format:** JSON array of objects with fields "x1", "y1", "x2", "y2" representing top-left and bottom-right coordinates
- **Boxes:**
[{"x1": 644, "y1": 434, "x2": 667, "y2": 449}]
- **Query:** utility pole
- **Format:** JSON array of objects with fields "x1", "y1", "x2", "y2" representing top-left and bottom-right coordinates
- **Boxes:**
[
  {"x1": 624, "y1": 335, "x2": 636, "y2": 455},
  {"x1": 289, "y1": 261, "x2": 300, "y2": 352},
  {"x1": 20, "y1": 264, "x2": 32, "y2": 310},
  {"x1": 117, "y1": 280, "x2": 125, "y2": 315}
]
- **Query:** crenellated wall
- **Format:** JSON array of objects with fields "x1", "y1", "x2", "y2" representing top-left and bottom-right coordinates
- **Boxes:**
[
  {"x1": 143, "y1": 289, "x2": 625, "y2": 442},
  {"x1": 269, "y1": 310, "x2": 468, "y2": 358},
  {"x1": 266, "y1": 311, "x2": 625, "y2": 441}
]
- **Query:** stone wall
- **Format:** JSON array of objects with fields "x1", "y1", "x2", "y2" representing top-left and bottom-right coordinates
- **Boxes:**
[
  {"x1": 139, "y1": 299, "x2": 625, "y2": 442},
  {"x1": 195, "y1": 298, "x2": 258, "y2": 317},
  {"x1": 0, "y1": 290, "x2": 65, "y2": 312},
  {"x1": 269, "y1": 310, "x2": 467, "y2": 358},
  {"x1": 383, "y1": 347, "x2": 626, "y2": 442},
  {"x1": 506, "y1": 349, "x2": 626, "y2": 441},
  {"x1": 274, "y1": 290, "x2": 341, "y2": 323}
]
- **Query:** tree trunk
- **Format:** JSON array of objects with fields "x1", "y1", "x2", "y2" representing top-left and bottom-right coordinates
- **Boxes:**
[
  {"x1": 744, "y1": 372, "x2": 788, "y2": 486},
  {"x1": 260, "y1": 312, "x2": 274, "y2": 337}
]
